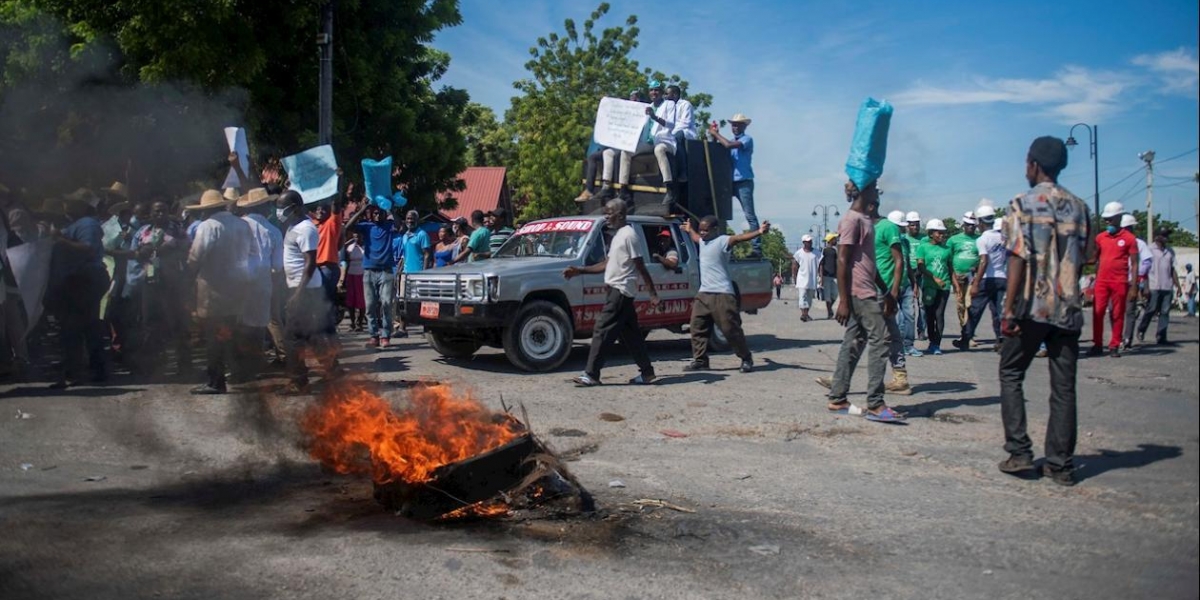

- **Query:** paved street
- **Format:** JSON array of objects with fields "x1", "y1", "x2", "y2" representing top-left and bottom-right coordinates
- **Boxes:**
[{"x1": 2, "y1": 291, "x2": 1198, "y2": 600}]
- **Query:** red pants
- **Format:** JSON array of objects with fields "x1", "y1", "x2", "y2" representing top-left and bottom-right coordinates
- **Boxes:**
[{"x1": 1092, "y1": 279, "x2": 1128, "y2": 348}]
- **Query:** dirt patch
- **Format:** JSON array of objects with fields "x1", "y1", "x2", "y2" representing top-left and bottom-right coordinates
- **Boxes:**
[
  {"x1": 931, "y1": 412, "x2": 981, "y2": 424},
  {"x1": 785, "y1": 425, "x2": 866, "y2": 440}
]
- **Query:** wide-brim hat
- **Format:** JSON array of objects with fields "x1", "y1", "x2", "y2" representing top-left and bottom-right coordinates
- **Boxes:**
[
  {"x1": 223, "y1": 187, "x2": 239, "y2": 201},
  {"x1": 729, "y1": 113, "x2": 752, "y2": 124},
  {"x1": 236, "y1": 187, "x2": 278, "y2": 209},
  {"x1": 185, "y1": 189, "x2": 234, "y2": 211},
  {"x1": 100, "y1": 181, "x2": 128, "y2": 200}
]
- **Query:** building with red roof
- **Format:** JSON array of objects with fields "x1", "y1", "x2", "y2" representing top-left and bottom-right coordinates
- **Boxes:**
[{"x1": 437, "y1": 166, "x2": 513, "y2": 223}]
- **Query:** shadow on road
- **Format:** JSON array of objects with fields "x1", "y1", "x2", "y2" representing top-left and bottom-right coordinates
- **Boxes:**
[
  {"x1": 0, "y1": 385, "x2": 147, "y2": 399},
  {"x1": 891, "y1": 394, "x2": 998, "y2": 418},
  {"x1": 1074, "y1": 443, "x2": 1183, "y2": 482},
  {"x1": 910, "y1": 380, "x2": 977, "y2": 395}
]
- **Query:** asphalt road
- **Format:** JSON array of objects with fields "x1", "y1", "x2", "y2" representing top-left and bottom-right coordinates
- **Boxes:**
[{"x1": 2, "y1": 290, "x2": 1197, "y2": 600}]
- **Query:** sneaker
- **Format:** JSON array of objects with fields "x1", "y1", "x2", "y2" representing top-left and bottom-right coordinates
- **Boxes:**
[
  {"x1": 739, "y1": 359, "x2": 753, "y2": 373},
  {"x1": 1035, "y1": 347, "x2": 1049, "y2": 358},
  {"x1": 814, "y1": 376, "x2": 832, "y2": 389},
  {"x1": 366, "y1": 337, "x2": 379, "y2": 348},
  {"x1": 906, "y1": 347, "x2": 924, "y2": 357},
  {"x1": 1041, "y1": 464, "x2": 1076, "y2": 487},
  {"x1": 380, "y1": 338, "x2": 391, "y2": 349},
  {"x1": 572, "y1": 373, "x2": 601, "y2": 387},
  {"x1": 190, "y1": 383, "x2": 227, "y2": 395},
  {"x1": 930, "y1": 345, "x2": 943, "y2": 356},
  {"x1": 682, "y1": 360, "x2": 710, "y2": 372},
  {"x1": 628, "y1": 373, "x2": 656, "y2": 385},
  {"x1": 1086, "y1": 345, "x2": 1104, "y2": 357},
  {"x1": 884, "y1": 379, "x2": 912, "y2": 395},
  {"x1": 997, "y1": 454, "x2": 1035, "y2": 474},
  {"x1": 951, "y1": 338, "x2": 969, "y2": 351},
  {"x1": 1109, "y1": 346, "x2": 1121, "y2": 358}
]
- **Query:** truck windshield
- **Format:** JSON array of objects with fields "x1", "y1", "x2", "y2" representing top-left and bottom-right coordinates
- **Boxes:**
[{"x1": 494, "y1": 219, "x2": 596, "y2": 258}]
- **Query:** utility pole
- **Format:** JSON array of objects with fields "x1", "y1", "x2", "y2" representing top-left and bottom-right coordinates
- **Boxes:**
[
  {"x1": 1140, "y1": 150, "x2": 1155, "y2": 242},
  {"x1": 317, "y1": 1, "x2": 334, "y2": 145}
]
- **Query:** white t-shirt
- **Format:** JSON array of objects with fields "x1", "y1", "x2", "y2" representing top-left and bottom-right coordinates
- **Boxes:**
[
  {"x1": 604, "y1": 225, "x2": 642, "y2": 297},
  {"x1": 976, "y1": 229, "x2": 1007, "y2": 279},
  {"x1": 343, "y1": 242, "x2": 365, "y2": 276},
  {"x1": 671, "y1": 98, "x2": 696, "y2": 140},
  {"x1": 283, "y1": 219, "x2": 324, "y2": 289},
  {"x1": 792, "y1": 248, "x2": 820, "y2": 290}
]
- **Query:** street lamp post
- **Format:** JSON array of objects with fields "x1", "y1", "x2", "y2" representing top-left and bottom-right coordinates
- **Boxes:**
[
  {"x1": 1065, "y1": 123, "x2": 1099, "y2": 220},
  {"x1": 811, "y1": 204, "x2": 840, "y2": 245}
]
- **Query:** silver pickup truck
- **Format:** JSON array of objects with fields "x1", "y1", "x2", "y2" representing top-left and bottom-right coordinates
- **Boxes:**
[{"x1": 402, "y1": 215, "x2": 772, "y2": 372}]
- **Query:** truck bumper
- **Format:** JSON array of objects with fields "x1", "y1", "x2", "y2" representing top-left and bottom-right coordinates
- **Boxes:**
[{"x1": 403, "y1": 300, "x2": 519, "y2": 329}]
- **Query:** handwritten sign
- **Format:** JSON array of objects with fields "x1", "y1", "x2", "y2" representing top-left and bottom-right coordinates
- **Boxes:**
[
  {"x1": 221, "y1": 127, "x2": 250, "y2": 190},
  {"x1": 282, "y1": 145, "x2": 339, "y2": 204},
  {"x1": 515, "y1": 220, "x2": 595, "y2": 236},
  {"x1": 594, "y1": 97, "x2": 649, "y2": 153}
]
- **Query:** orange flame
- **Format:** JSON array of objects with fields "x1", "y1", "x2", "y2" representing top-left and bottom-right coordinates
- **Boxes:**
[{"x1": 302, "y1": 382, "x2": 521, "y2": 485}]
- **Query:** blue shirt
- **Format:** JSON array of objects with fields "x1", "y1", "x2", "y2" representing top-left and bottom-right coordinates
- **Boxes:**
[
  {"x1": 731, "y1": 133, "x2": 754, "y2": 181},
  {"x1": 356, "y1": 221, "x2": 397, "y2": 270},
  {"x1": 61, "y1": 216, "x2": 105, "y2": 270},
  {"x1": 399, "y1": 229, "x2": 431, "y2": 274},
  {"x1": 698, "y1": 235, "x2": 735, "y2": 294}
]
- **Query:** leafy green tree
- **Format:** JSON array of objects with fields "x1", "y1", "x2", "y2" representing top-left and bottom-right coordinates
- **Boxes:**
[
  {"x1": 0, "y1": 0, "x2": 469, "y2": 213},
  {"x1": 1123, "y1": 211, "x2": 1198, "y2": 247},
  {"x1": 505, "y1": 3, "x2": 712, "y2": 220},
  {"x1": 460, "y1": 102, "x2": 516, "y2": 168},
  {"x1": 730, "y1": 226, "x2": 790, "y2": 274}
]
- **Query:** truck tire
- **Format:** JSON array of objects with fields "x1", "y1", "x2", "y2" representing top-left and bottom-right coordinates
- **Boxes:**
[
  {"x1": 503, "y1": 300, "x2": 574, "y2": 372},
  {"x1": 427, "y1": 331, "x2": 482, "y2": 359}
]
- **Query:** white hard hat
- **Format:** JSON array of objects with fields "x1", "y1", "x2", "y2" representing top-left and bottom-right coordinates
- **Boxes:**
[
  {"x1": 1101, "y1": 201, "x2": 1125, "y2": 219},
  {"x1": 976, "y1": 205, "x2": 996, "y2": 219},
  {"x1": 962, "y1": 210, "x2": 977, "y2": 225},
  {"x1": 802, "y1": 234, "x2": 813, "y2": 242},
  {"x1": 887, "y1": 210, "x2": 905, "y2": 226},
  {"x1": 926, "y1": 218, "x2": 947, "y2": 232},
  {"x1": 1120, "y1": 214, "x2": 1137, "y2": 228},
  {"x1": 905, "y1": 211, "x2": 921, "y2": 223}
]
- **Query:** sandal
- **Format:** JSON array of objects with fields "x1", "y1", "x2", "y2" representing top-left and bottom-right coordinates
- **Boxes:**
[
  {"x1": 865, "y1": 407, "x2": 906, "y2": 423},
  {"x1": 572, "y1": 373, "x2": 601, "y2": 387}
]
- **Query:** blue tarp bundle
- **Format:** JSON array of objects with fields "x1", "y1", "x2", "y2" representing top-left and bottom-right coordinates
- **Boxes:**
[
  {"x1": 362, "y1": 157, "x2": 404, "y2": 210},
  {"x1": 844, "y1": 97, "x2": 893, "y2": 191}
]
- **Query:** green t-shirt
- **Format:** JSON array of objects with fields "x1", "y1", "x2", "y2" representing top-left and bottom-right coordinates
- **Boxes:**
[
  {"x1": 916, "y1": 240, "x2": 952, "y2": 300},
  {"x1": 947, "y1": 232, "x2": 980, "y2": 275},
  {"x1": 874, "y1": 219, "x2": 903, "y2": 294},
  {"x1": 904, "y1": 233, "x2": 925, "y2": 269},
  {"x1": 467, "y1": 227, "x2": 492, "y2": 262}
]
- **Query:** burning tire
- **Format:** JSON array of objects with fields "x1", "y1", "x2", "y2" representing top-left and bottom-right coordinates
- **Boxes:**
[
  {"x1": 503, "y1": 300, "x2": 573, "y2": 372},
  {"x1": 427, "y1": 330, "x2": 482, "y2": 359}
]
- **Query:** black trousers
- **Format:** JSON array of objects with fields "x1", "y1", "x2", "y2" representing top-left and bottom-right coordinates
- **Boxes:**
[
  {"x1": 51, "y1": 266, "x2": 109, "y2": 381},
  {"x1": 998, "y1": 320, "x2": 1080, "y2": 471},
  {"x1": 1137, "y1": 290, "x2": 1173, "y2": 343},
  {"x1": 923, "y1": 289, "x2": 949, "y2": 346},
  {"x1": 584, "y1": 150, "x2": 605, "y2": 192},
  {"x1": 285, "y1": 286, "x2": 338, "y2": 385},
  {"x1": 204, "y1": 314, "x2": 238, "y2": 389},
  {"x1": 584, "y1": 287, "x2": 653, "y2": 380}
]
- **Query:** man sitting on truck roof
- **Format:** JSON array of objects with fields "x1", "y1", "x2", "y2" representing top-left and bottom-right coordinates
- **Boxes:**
[{"x1": 600, "y1": 80, "x2": 679, "y2": 207}]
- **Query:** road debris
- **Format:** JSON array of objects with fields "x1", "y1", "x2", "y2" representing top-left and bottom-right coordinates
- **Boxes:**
[
  {"x1": 608, "y1": 479, "x2": 626, "y2": 488},
  {"x1": 632, "y1": 499, "x2": 695, "y2": 513},
  {"x1": 748, "y1": 544, "x2": 781, "y2": 556},
  {"x1": 83, "y1": 475, "x2": 107, "y2": 482},
  {"x1": 20, "y1": 463, "x2": 33, "y2": 471},
  {"x1": 14, "y1": 409, "x2": 33, "y2": 419},
  {"x1": 599, "y1": 412, "x2": 625, "y2": 422},
  {"x1": 659, "y1": 429, "x2": 688, "y2": 438}
]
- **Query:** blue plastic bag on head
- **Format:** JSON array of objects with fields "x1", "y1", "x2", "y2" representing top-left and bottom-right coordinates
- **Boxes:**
[
  {"x1": 361, "y1": 157, "x2": 392, "y2": 207},
  {"x1": 391, "y1": 191, "x2": 407, "y2": 208},
  {"x1": 373, "y1": 195, "x2": 392, "y2": 211},
  {"x1": 844, "y1": 98, "x2": 893, "y2": 192}
]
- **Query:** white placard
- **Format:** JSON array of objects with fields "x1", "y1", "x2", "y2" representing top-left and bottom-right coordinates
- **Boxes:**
[
  {"x1": 593, "y1": 97, "x2": 650, "y2": 154},
  {"x1": 221, "y1": 127, "x2": 250, "y2": 190},
  {"x1": 281, "y1": 145, "x2": 340, "y2": 204}
]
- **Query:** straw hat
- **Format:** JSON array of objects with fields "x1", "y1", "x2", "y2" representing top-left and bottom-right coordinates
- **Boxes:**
[
  {"x1": 729, "y1": 113, "x2": 752, "y2": 124},
  {"x1": 185, "y1": 189, "x2": 233, "y2": 211},
  {"x1": 100, "y1": 181, "x2": 128, "y2": 200},
  {"x1": 236, "y1": 187, "x2": 278, "y2": 209}
]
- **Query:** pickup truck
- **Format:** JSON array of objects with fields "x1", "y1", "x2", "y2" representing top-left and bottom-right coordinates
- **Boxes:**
[{"x1": 401, "y1": 214, "x2": 773, "y2": 372}]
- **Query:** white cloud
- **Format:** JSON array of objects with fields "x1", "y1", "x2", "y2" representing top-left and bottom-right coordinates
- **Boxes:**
[
  {"x1": 891, "y1": 66, "x2": 1134, "y2": 123},
  {"x1": 1132, "y1": 47, "x2": 1199, "y2": 96}
]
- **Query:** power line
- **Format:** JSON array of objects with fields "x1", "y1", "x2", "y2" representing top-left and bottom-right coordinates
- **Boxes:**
[
  {"x1": 1113, "y1": 176, "x2": 1147, "y2": 204},
  {"x1": 1156, "y1": 147, "x2": 1198, "y2": 165},
  {"x1": 1097, "y1": 165, "x2": 1145, "y2": 196}
]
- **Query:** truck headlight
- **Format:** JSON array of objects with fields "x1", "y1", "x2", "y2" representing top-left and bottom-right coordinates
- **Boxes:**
[
  {"x1": 468, "y1": 279, "x2": 485, "y2": 300},
  {"x1": 486, "y1": 276, "x2": 499, "y2": 301}
]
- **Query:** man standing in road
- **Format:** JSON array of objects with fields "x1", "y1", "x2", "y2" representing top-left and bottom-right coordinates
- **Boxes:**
[
  {"x1": 344, "y1": 202, "x2": 398, "y2": 348},
  {"x1": 916, "y1": 219, "x2": 954, "y2": 355},
  {"x1": 278, "y1": 191, "x2": 340, "y2": 394},
  {"x1": 954, "y1": 207, "x2": 1006, "y2": 351},
  {"x1": 564, "y1": 199, "x2": 661, "y2": 387},
  {"x1": 681, "y1": 215, "x2": 769, "y2": 373},
  {"x1": 1090, "y1": 201, "x2": 1138, "y2": 357},
  {"x1": 791, "y1": 235, "x2": 820, "y2": 322},
  {"x1": 947, "y1": 211, "x2": 981, "y2": 335},
  {"x1": 186, "y1": 190, "x2": 252, "y2": 394},
  {"x1": 1119, "y1": 213, "x2": 1152, "y2": 349},
  {"x1": 997, "y1": 135, "x2": 1089, "y2": 486},
  {"x1": 904, "y1": 212, "x2": 926, "y2": 342},
  {"x1": 821, "y1": 181, "x2": 902, "y2": 422},
  {"x1": 1185, "y1": 264, "x2": 1197, "y2": 317},
  {"x1": 395, "y1": 210, "x2": 432, "y2": 340},
  {"x1": 709, "y1": 114, "x2": 761, "y2": 257},
  {"x1": 873, "y1": 206, "x2": 912, "y2": 395},
  {"x1": 1135, "y1": 230, "x2": 1182, "y2": 345},
  {"x1": 818, "y1": 233, "x2": 839, "y2": 319}
]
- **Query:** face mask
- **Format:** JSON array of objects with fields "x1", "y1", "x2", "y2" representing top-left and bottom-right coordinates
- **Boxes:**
[
  {"x1": 276, "y1": 207, "x2": 290, "y2": 222},
  {"x1": 1107, "y1": 225, "x2": 1118, "y2": 235}
]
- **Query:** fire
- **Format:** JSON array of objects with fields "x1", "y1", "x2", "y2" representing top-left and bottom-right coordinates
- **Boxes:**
[{"x1": 302, "y1": 382, "x2": 522, "y2": 485}]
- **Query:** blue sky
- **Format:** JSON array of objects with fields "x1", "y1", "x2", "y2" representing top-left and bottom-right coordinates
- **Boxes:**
[{"x1": 432, "y1": 0, "x2": 1200, "y2": 247}]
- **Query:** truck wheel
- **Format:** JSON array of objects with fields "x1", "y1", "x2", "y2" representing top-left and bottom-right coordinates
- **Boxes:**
[
  {"x1": 427, "y1": 331, "x2": 482, "y2": 359},
  {"x1": 503, "y1": 300, "x2": 574, "y2": 372}
]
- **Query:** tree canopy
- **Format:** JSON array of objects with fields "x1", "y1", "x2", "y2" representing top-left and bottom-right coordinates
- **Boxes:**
[
  {"x1": 0, "y1": 0, "x2": 469, "y2": 212},
  {"x1": 505, "y1": 3, "x2": 712, "y2": 220}
]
